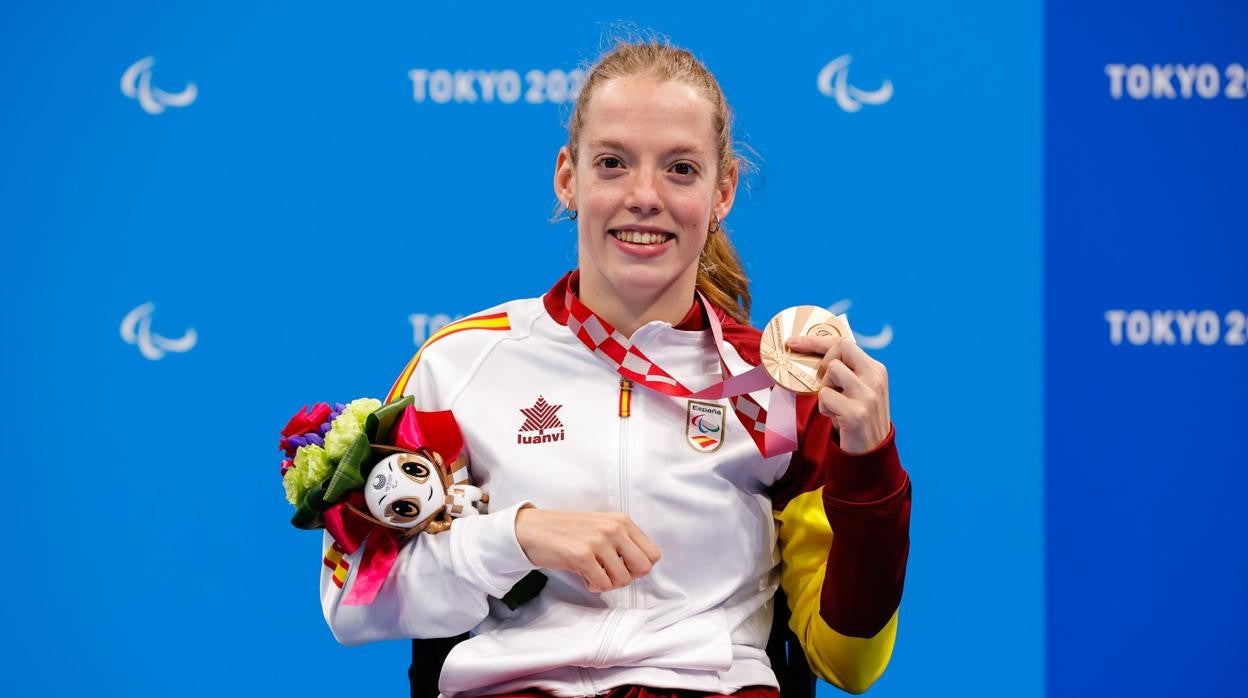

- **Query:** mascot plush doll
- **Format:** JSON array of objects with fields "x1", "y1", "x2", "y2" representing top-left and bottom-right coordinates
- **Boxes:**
[
  {"x1": 365, "y1": 448, "x2": 486, "y2": 533},
  {"x1": 278, "y1": 396, "x2": 489, "y2": 605}
]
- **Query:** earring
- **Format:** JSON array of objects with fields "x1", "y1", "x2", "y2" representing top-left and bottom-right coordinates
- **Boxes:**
[
  {"x1": 567, "y1": 208, "x2": 578, "y2": 221},
  {"x1": 708, "y1": 215, "x2": 721, "y2": 234}
]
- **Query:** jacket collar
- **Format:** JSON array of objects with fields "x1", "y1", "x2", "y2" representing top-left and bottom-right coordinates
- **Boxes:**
[{"x1": 542, "y1": 270, "x2": 709, "y2": 332}]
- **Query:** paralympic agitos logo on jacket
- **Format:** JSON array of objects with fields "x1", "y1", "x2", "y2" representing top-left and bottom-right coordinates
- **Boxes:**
[
  {"x1": 686, "y1": 400, "x2": 726, "y2": 452},
  {"x1": 517, "y1": 396, "x2": 566, "y2": 445}
]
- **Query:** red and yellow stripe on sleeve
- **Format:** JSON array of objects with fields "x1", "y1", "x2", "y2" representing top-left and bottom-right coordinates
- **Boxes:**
[
  {"x1": 386, "y1": 312, "x2": 510, "y2": 402},
  {"x1": 323, "y1": 542, "x2": 351, "y2": 589},
  {"x1": 774, "y1": 487, "x2": 900, "y2": 694}
]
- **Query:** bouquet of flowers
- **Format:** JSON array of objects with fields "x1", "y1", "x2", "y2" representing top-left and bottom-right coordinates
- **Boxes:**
[{"x1": 278, "y1": 396, "x2": 487, "y2": 603}]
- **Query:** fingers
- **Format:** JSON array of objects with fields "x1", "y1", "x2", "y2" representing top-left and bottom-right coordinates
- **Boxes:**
[
  {"x1": 616, "y1": 533, "x2": 659, "y2": 581},
  {"x1": 816, "y1": 383, "x2": 861, "y2": 422},
  {"x1": 788, "y1": 334, "x2": 879, "y2": 375},
  {"x1": 790, "y1": 334, "x2": 891, "y2": 454},
  {"x1": 622, "y1": 518, "x2": 662, "y2": 565},
  {"x1": 820, "y1": 357, "x2": 871, "y2": 398},
  {"x1": 593, "y1": 518, "x2": 659, "y2": 590},
  {"x1": 835, "y1": 337, "x2": 873, "y2": 369},
  {"x1": 785, "y1": 333, "x2": 837, "y2": 357},
  {"x1": 578, "y1": 564, "x2": 614, "y2": 594},
  {"x1": 516, "y1": 509, "x2": 662, "y2": 593},
  {"x1": 596, "y1": 548, "x2": 633, "y2": 591},
  {"x1": 793, "y1": 336, "x2": 888, "y2": 404}
]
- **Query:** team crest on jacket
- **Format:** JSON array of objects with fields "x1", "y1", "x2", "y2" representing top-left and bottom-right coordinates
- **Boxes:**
[
  {"x1": 686, "y1": 400, "x2": 726, "y2": 452},
  {"x1": 517, "y1": 395, "x2": 565, "y2": 445}
]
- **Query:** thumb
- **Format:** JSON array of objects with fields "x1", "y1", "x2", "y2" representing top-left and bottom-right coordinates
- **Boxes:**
[{"x1": 785, "y1": 335, "x2": 811, "y2": 352}]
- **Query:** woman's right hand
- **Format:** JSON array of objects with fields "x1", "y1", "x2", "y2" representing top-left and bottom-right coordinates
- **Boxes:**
[{"x1": 514, "y1": 507, "x2": 662, "y2": 593}]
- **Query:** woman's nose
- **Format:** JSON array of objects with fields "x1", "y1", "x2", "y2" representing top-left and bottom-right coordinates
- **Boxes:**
[{"x1": 626, "y1": 170, "x2": 662, "y2": 214}]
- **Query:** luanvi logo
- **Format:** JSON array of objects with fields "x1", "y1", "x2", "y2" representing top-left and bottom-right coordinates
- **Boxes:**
[
  {"x1": 828, "y1": 299, "x2": 894, "y2": 349},
  {"x1": 120, "y1": 302, "x2": 197, "y2": 360},
  {"x1": 517, "y1": 396, "x2": 566, "y2": 445},
  {"x1": 121, "y1": 57, "x2": 197, "y2": 115},
  {"x1": 817, "y1": 55, "x2": 893, "y2": 113}
]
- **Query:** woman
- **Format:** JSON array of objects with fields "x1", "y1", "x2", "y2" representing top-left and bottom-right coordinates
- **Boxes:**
[{"x1": 322, "y1": 40, "x2": 910, "y2": 697}]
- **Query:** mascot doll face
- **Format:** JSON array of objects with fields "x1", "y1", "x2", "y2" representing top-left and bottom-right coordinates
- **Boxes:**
[{"x1": 365, "y1": 452, "x2": 447, "y2": 528}]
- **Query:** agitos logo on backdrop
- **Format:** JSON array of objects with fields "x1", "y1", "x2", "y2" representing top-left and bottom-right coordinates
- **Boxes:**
[
  {"x1": 828, "y1": 299, "x2": 894, "y2": 350},
  {"x1": 120, "y1": 302, "x2": 197, "y2": 360},
  {"x1": 120, "y1": 57, "x2": 197, "y2": 115},
  {"x1": 817, "y1": 54, "x2": 893, "y2": 113}
]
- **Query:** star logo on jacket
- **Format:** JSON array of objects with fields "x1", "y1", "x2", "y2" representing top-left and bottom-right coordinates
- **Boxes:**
[
  {"x1": 686, "y1": 400, "x2": 726, "y2": 452},
  {"x1": 517, "y1": 396, "x2": 566, "y2": 445}
]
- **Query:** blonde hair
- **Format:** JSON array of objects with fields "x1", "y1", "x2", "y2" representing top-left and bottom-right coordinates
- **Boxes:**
[{"x1": 565, "y1": 39, "x2": 752, "y2": 323}]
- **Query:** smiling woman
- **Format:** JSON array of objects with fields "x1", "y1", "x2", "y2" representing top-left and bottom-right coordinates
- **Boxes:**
[
  {"x1": 555, "y1": 74, "x2": 733, "y2": 337},
  {"x1": 556, "y1": 42, "x2": 751, "y2": 333},
  {"x1": 320, "y1": 38, "x2": 911, "y2": 698}
]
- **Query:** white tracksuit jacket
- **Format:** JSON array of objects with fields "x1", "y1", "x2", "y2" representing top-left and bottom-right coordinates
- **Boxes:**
[{"x1": 319, "y1": 277, "x2": 910, "y2": 697}]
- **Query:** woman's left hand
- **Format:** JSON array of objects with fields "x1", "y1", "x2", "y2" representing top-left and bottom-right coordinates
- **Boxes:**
[{"x1": 785, "y1": 334, "x2": 891, "y2": 454}]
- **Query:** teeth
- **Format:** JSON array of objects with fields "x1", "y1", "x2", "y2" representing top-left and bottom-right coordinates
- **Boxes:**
[{"x1": 612, "y1": 230, "x2": 669, "y2": 244}]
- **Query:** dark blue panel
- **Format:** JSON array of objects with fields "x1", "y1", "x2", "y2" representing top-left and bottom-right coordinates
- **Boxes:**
[{"x1": 1046, "y1": 1, "x2": 1248, "y2": 696}]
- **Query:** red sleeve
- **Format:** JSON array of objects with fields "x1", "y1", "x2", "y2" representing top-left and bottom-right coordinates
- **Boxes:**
[
  {"x1": 786, "y1": 397, "x2": 910, "y2": 638},
  {"x1": 721, "y1": 313, "x2": 912, "y2": 640}
]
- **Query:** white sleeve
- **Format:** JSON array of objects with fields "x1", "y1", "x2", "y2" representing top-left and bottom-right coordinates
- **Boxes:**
[
  {"x1": 321, "y1": 501, "x2": 536, "y2": 644},
  {"x1": 323, "y1": 317, "x2": 527, "y2": 644}
]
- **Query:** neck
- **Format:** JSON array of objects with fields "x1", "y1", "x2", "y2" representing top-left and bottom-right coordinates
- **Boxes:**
[{"x1": 577, "y1": 268, "x2": 698, "y2": 338}]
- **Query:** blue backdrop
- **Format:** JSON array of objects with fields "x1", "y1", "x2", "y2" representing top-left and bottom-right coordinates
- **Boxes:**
[
  {"x1": 2, "y1": 0, "x2": 1233, "y2": 696},
  {"x1": 1045, "y1": 0, "x2": 1246, "y2": 696}
]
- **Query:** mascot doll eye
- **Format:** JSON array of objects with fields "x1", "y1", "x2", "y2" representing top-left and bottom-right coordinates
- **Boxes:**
[
  {"x1": 389, "y1": 499, "x2": 421, "y2": 519},
  {"x1": 401, "y1": 460, "x2": 431, "y2": 483}
]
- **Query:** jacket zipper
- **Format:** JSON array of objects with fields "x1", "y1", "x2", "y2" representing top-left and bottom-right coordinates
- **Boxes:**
[
  {"x1": 617, "y1": 379, "x2": 635, "y2": 608},
  {"x1": 618, "y1": 378, "x2": 632, "y2": 418},
  {"x1": 577, "y1": 666, "x2": 596, "y2": 694},
  {"x1": 580, "y1": 379, "x2": 634, "y2": 686}
]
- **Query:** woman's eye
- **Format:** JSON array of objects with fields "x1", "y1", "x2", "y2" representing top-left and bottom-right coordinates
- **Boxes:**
[
  {"x1": 671, "y1": 162, "x2": 696, "y2": 176},
  {"x1": 602, "y1": 157, "x2": 622, "y2": 168}
]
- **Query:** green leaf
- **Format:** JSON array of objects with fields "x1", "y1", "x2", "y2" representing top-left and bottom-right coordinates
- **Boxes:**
[
  {"x1": 366, "y1": 395, "x2": 414, "y2": 442},
  {"x1": 291, "y1": 485, "x2": 327, "y2": 529},
  {"x1": 323, "y1": 432, "x2": 370, "y2": 502}
]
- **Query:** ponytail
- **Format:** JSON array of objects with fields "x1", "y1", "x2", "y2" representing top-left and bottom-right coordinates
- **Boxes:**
[{"x1": 696, "y1": 227, "x2": 750, "y2": 323}]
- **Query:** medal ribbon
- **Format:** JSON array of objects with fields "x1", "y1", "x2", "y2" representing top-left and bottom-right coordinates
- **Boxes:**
[{"x1": 563, "y1": 281, "x2": 798, "y2": 456}]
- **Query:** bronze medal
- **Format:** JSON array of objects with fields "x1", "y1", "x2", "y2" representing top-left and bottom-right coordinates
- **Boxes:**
[{"x1": 760, "y1": 305, "x2": 852, "y2": 394}]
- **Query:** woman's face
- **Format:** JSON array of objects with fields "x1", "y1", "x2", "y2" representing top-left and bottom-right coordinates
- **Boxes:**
[{"x1": 555, "y1": 75, "x2": 737, "y2": 304}]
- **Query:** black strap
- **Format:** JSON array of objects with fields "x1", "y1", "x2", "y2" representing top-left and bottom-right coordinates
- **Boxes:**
[
  {"x1": 409, "y1": 634, "x2": 466, "y2": 698},
  {"x1": 766, "y1": 589, "x2": 817, "y2": 698}
]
